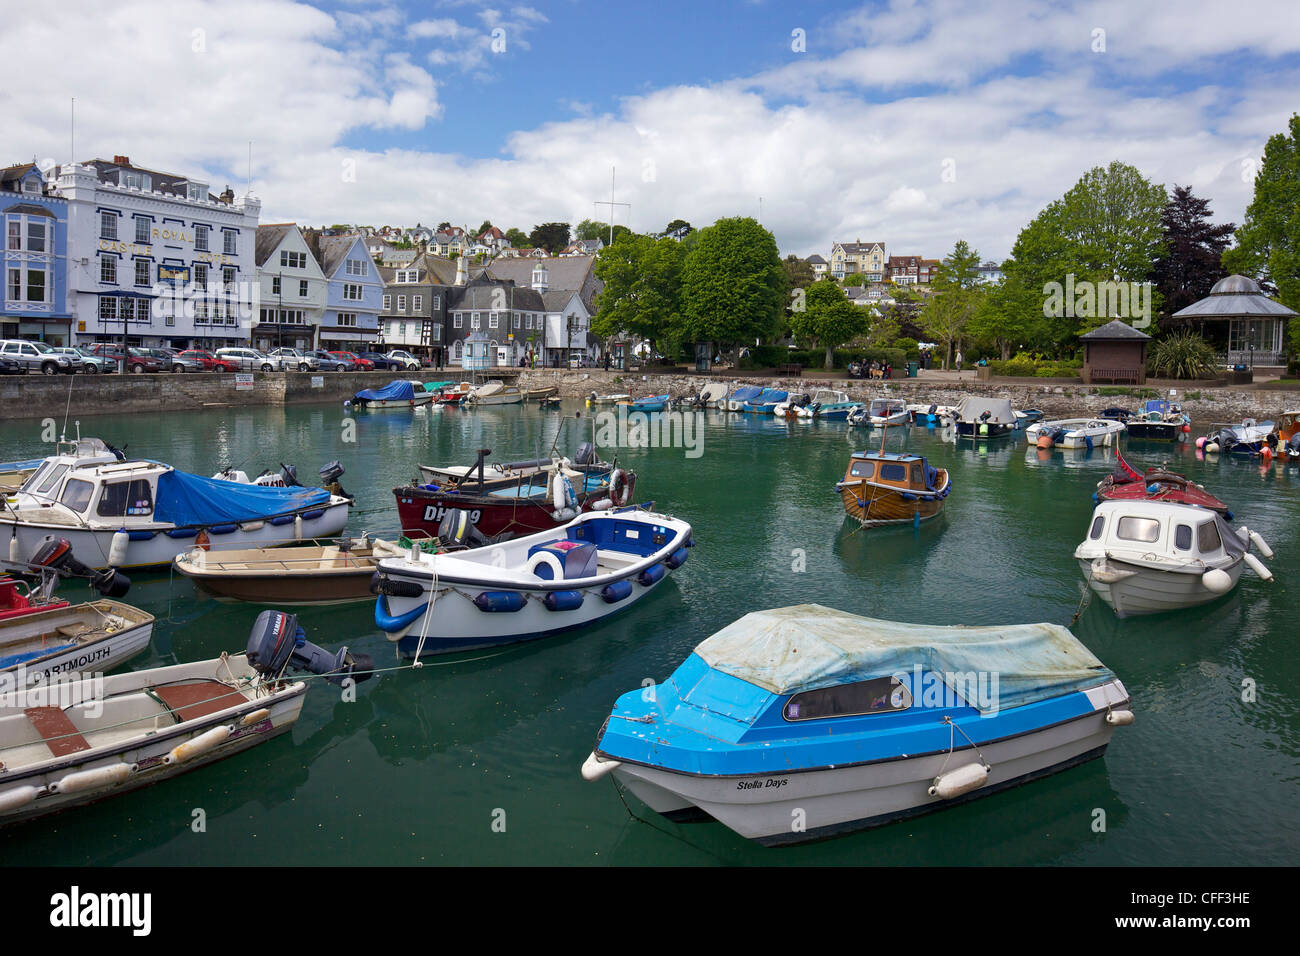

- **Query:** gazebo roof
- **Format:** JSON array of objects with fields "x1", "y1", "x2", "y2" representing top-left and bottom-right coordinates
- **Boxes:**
[
  {"x1": 1079, "y1": 319, "x2": 1151, "y2": 341},
  {"x1": 1171, "y1": 274, "x2": 1297, "y2": 319}
]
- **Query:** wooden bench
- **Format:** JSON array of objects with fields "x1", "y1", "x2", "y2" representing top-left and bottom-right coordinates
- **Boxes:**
[{"x1": 777, "y1": 364, "x2": 803, "y2": 377}]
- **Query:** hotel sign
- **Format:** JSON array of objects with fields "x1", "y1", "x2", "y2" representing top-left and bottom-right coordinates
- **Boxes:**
[{"x1": 158, "y1": 265, "x2": 191, "y2": 284}]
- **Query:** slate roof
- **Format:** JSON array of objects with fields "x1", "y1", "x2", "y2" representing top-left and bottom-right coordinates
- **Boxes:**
[
  {"x1": 447, "y1": 281, "x2": 546, "y2": 313},
  {"x1": 1172, "y1": 274, "x2": 1297, "y2": 319},
  {"x1": 1079, "y1": 319, "x2": 1152, "y2": 341},
  {"x1": 487, "y1": 255, "x2": 600, "y2": 309},
  {"x1": 807, "y1": 254, "x2": 827, "y2": 264},
  {"x1": 255, "y1": 223, "x2": 296, "y2": 266}
]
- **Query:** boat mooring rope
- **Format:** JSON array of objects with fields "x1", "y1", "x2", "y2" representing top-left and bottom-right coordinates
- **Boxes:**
[
  {"x1": 607, "y1": 777, "x2": 730, "y2": 862},
  {"x1": 935, "y1": 715, "x2": 991, "y2": 778}
]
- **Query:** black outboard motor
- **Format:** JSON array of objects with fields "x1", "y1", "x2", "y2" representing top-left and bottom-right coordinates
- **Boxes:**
[
  {"x1": 246, "y1": 610, "x2": 373, "y2": 686},
  {"x1": 29, "y1": 537, "x2": 131, "y2": 598},
  {"x1": 438, "y1": 509, "x2": 491, "y2": 550},
  {"x1": 1218, "y1": 427, "x2": 1237, "y2": 453},
  {"x1": 1288, "y1": 433, "x2": 1300, "y2": 459},
  {"x1": 318, "y1": 460, "x2": 349, "y2": 498},
  {"x1": 278, "y1": 463, "x2": 301, "y2": 486},
  {"x1": 574, "y1": 442, "x2": 595, "y2": 466}
]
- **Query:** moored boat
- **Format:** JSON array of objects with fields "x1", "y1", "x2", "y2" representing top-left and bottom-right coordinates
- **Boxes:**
[
  {"x1": 1122, "y1": 400, "x2": 1190, "y2": 441},
  {"x1": 619, "y1": 394, "x2": 670, "y2": 413},
  {"x1": 1196, "y1": 419, "x2": 1275, "y2": 456},
  {"x1": 1026, "y1": 418, "x2": 1126, "y2": 450},
  {"x1": 582, "y1": 604, "x2": 1132, "y2": 846},
  {"x1": 798, "y1": 390, "x2": 860, "y2": 420},
  {"x1": 1093, "y1": 450, "x2": 1232, "y2": 518},
  {"x1": 465, "y1": 380, "x2": 523, "y2": 406},
  {"x1": 740, "y1": 388, "x2": 788, "y2": 414},
  {"x1": 349, "y1": 379, "x2": 435, "y2": 409},
  {"x1": 954, "y1": 397, "x2": 1017, "y2": 439},
  {"x1": 0, "y1": 598, "x2": 153, "y2": 688},
  {"x1": 835, "y1": 451, "x2": 950, "y2": 526}
]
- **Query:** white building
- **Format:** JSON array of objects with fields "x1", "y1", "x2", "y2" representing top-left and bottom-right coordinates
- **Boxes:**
[
  {"x1": 253, "y1": 224, "x2": 326, "y2": 352},
  {"x1": 56, "y1": 156, "x2": 261, "y2": 348}
]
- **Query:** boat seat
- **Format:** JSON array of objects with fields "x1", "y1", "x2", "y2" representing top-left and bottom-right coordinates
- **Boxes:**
[
  {"x1": 150, "y1": 680, "x2": 246, "y2": 724},
  {"x1": 25, "y1": 706, "x2": 92, "y2": 757}
]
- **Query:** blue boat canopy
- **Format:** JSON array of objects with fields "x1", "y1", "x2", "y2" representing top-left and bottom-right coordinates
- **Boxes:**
[
  {"x1": 355, "y1": 380, "x2": 416, "y2": 402},
  {"x1": 694, "y1": 604, "x2": 1112, "y2": 715},
  {"x1": 154, "y1": 470, "x2": 330, "y2": 526}
]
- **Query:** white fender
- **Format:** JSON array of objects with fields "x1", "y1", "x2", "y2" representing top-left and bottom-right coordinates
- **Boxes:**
[
  {"x1": 0, "y1": 785, "x2": 39, "y2": 812},
  {"x1": 1106, "y1": 709, "x2": 1135, "y2": 726},
  {"x1": 7, "y1": 534, "x2": 18, "y2": 564},
  {"x1": 165, "y1": 725, "x2": 234, "y2": 765},
  {"x1": 551, "y1": 471, "x2": 566, "y2": 512},
  {"x1": 1249, "y1": 530, "x2": 1274, "y2": 559},
  {"x1": 1242, "y1": 552, "x2": 1273, "y2": 582},
  {"x1": 526, "y1": 551, "x2": 565, "y2": 579},
  {"x1": 108, "y1": 529, "x2": 129, "y2": 568},
  {"x1": 241, "y1": 708, "x2": 271, "y2": 726},
  {"x1": 581, "y1": 752, "x2": 621, "y2": 782},
  {"x1": 590, "y1": 498, "x2": 614, "y2": 511},
  {"x1": 294, "y1": 514, "x2": 303, "y2": 540},
  {"x1": 929, "y1": 762, "x2": 989, "y2": 799},
  {"x1": 1201, "y1": 568, "x2": 1233, "y2": 593},
  {"x1": 51, "y1": 762, "x2": 132, "y2": 794}
]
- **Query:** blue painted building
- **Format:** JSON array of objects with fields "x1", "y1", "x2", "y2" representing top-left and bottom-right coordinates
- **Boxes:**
[
  {"x1": 308, "y1": 232, "x2": 382, "y2": 351},
  {"x1": 1, "y1": 164, "x2": 71, "y2": 343}
]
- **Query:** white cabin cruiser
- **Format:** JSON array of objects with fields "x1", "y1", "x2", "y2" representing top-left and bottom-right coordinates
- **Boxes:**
[
  {"x1": 1, "y1": 439, "x2": 350, "y2": 571},
  {"x1": 1074, "y1": 499, "x2": 1273, "y2": 617},
  {"x1": 1026, "y1": 418, "x2": 1126, "y2": 450}
]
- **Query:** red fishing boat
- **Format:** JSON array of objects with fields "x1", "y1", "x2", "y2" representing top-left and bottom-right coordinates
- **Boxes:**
[
  {"x1": 1094, "y1": 450, "x2": 1232, "y2": 518},
  {"x1": 394, "y1": 447, "x2": 636, "y2": 539},
  {"x1": 0, "y1": 576, "x2": 69, "y2": 622}
]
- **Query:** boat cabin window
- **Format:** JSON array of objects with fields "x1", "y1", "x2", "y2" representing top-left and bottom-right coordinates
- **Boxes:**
[
  {"x1": 59, "y1": 478, "x2": 95, "y2": 513},
  {"x1": 1117, "y1": 516, "x2": 1160, "y2": 543},
  {"x1": 849, "y1": 460, "x2": 874, "y2": 478},
  {"x1": 1197, "y1": 520, "x2": 1221, "y2": 554},
  {"x1": 879, "y1": 463, "x2": 906, "y2": 482},
  {"x1": 910, "y1": 462, "x2": 923, "y2": 484},
  {"x1": 19, "y1": 461, "x2": 52, "y2": 493},
  {"x1": 783, "y1": 676, "x2": 911, "y2": 722},
  {"x1": 1089, "y1": 515, "x2": 1105, "y2": 540},
  {"x1": 1174, "y1": 525, "x2": 1193, "y2": 551},
  {"x1": 97, "y1": 479, "x2": 153, "y2": 518},
  {"x1": 33, "y1": 463, "x2": 69, "y2": 497}
]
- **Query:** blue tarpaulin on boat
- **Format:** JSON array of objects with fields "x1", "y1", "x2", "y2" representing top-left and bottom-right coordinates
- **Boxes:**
[
  {"x1": 695, "y1": 604, "x2": 1113, "y2": 714},
  {"x1": 153, "y1": 470, "x2": 330, "y2": 527},
  {"x1": 355, "y1": 380, "x2": 415, "y2": 402}
]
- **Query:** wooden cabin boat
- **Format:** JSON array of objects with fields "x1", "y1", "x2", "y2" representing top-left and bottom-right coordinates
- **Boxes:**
[
  {"x1": 174, "y1": 536, "x2": 410, "y2": 605},
  {"x1": 0, "y1": 599, "x2": 153, "y2": 688},
  {"x1": 465, "y1": 380, "x2": 523, "y2": 406},
  {"x1": 835, "y1": 451, "x2": 950, "y2": 527}
]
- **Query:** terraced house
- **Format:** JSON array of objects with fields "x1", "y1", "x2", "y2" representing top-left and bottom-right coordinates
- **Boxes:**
[
  {"x1": 379, "y1": 252, "x2": 457, "y2": 365},
  {"x1": 1, "y1": 164, "x2": 70, "y2": 344},
  {"x1": 254, "y1": 223, "x2": 325, "y2": 352},
  {"x1": 306, "y1": 232, "x2": 383, "y2": 352}
]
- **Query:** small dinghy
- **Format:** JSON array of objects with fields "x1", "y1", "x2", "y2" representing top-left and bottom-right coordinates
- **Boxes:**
[
  {"x1": 1094, "y1": 450, "x2": 1231, "y2": 518},
  {"x1": 848, "y1": 398, "x2": 908, "y2": 427},
  {"x1": 586, "y1": 392, "x2": 632, "y2": 407},
  {"x1": 348, "y1": 380, "x2": 434, "y2": 409},
  {"x1": 174, "y1": 535, "x2": 411, "y2": 605},
  {"x1": 907, "y1": 403, "x2": 957, "y2": 427},
  {"x1": 1074, "y1": 499, "x2": 1273, "y2": 617},
  {"x1": 0, "y1": 599, "x2": 154, "y2": 689},
  {"x1": 583, "y1": 604, "x2": 1132, "y2": 846},
  {"x1": 1197, "y1": 419, "x2": 1276, "y2": 457},
  {"x1": 955, "y1": 397, "x2": 1017, "y2": 439},
  {"x1": 798, "y1": 390, "x2": 859, "y2": 421},
  {"x1": 465, "y1": 380, "x2": 523, "y2": 406},
  {"x1": 435, "y1": 382, "x2": 474, "y2": 404},
  {"x1": 0, "y1": 610, "x2": 371, "y2": 826},
  {"x1": 725, "y1": 385, "x2": 764, "y2": 412},
  {"x1": 372, "y1": 506, "x2": 693, "y2": 656},
  {"x1": 1026, "y1": 418, "x2": 1126, "y2": 450},
  {"x1": 619, "y1": 394, "x2": 670, "y2": 413},
  {"x1": 740, "y1": 389, "x2": 789, "y2": 414}
]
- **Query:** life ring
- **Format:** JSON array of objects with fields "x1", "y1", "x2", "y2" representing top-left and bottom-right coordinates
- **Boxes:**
[
  {"x1": 608, "y1": 468, "x2": 630, "y2": 507},
  {"x1": 526, "y1": 551, "x2": 565, "y2": 580},
  {"x1": 195, "y1": 529, "x2": 211, "y2": 552}
]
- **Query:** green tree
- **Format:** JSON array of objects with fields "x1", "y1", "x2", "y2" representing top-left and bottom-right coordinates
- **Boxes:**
[
  {"x1": 476, "y1": 220, "x2": 494, "y2": 236},
  {"x1": 789, "y1": 279, "x2": 870, "y2": 370},
  {"x1": 529, "y1": 222, "x2": 571, "y2": 254},
  {"x1": 591, "y1": 235, "x2": 686, "y2": 354},
  {"x1": 437, "y1": 221, "x2": 452, "y2": 232},
  {"x1": 782, "y1": 254, "x2": 815, "y2": 290},
  {"x1": 842, "y1": 273, "x2": 867, "y2": 287},
  {"x1": 664, "y1": 219, "x2": 692, "y2": 237},
  {"x1": 504, "y1": 227, "x2": 529, "y2": 247},
  {"x1": 1223, "y1": 114, "x2": 1300, "y2": 354},
  {"x1": 965, "y1": 270, "x2": 1042, "y2": 359},
  {"x1": 679, "y1": 217, "x2": 785, "y2": 355},
  {"x1": 922, "y1": 242, "x2": 986, "y2": 368}
]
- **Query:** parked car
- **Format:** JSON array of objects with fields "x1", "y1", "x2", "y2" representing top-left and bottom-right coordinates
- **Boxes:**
[
  {"x1": 176, "y1": 349, "x2": 237, "y2": 372},
  {"x1": 87, "y1": 346, "x2": 166, "y2": 373},
  {"x1": 147, "y1": 348, "x2": 203, "y2": 373},
  {"x1": 0, "y1": 339, "x2": 77, "y2": 375},
  {"x1": 0, "y1": 354, "x2": 23, "y2": 375},
  {"x1": 306, "y1": 349, "x2": 351, "y2": 371},
  {"x1": 359, "y1": 351, "x2": 403, "y2": 370},
  {"x1": 214, "y1": 347, "x2": 276, "y2": 372},
  {"x1": 47, "y1": 347, "x2": 91, "y2": 373},
  {"x1": 57, "y1": 347, "x2": 117, "y2": 373},
  {"x1": 385, "y1": 349, "x2": 422, "y2": 370},
  {"x1": 329, "y1": 350, "x2": 373, "y2": 370},
  {"x1": 266, "y1": 348, "x2": 319, "y2": 372}
]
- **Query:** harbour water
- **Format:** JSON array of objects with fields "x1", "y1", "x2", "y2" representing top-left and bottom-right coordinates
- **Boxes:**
[{"x1": 1, "y1": 400, "x2": 1296, "y2": 865}]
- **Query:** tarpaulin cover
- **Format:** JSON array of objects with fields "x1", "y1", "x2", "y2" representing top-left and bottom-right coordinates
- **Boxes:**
[
  {"x1": 694, "y1": 604, "x2": 1113, "y2": 714},
  {"x1": 355, "y1": 380, "x2": 416, "y2": 402},
  {"x1": 957, "y1": 397, "x2": 1016, "y2": 425},
  {"x1": 154, "y1": 470, "x2": 330, "y2": 526}
]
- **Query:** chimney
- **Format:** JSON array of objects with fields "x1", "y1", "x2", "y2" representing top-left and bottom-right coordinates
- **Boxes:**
[
  {"x1": 455, "y1": 256, "x2": 467, "y2": 286},
  {"x1": 113, "y1": 155, "x2": 131, "y2": 166},
  {"x1": 220, "y1": 185, "x2": 234, "y2": 204},
  {"x1": 531, "y1": 264, "x2": 548, "y2": 293}
]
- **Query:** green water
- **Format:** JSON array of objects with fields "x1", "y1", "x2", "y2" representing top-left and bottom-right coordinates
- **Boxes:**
[{"x1": 1, "y1": 401, "x2": 1296, "y2": 865}]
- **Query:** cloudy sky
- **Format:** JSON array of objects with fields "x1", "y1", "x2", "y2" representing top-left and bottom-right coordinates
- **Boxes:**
[{"x1": 5, "y1": 0, "x2": 1299, "y2": 262}]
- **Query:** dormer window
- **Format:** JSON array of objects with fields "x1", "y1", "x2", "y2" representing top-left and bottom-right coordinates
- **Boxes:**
[
  {"x1": 186, "y1": 182, "x2": 207, "y2": 202},
  {"x1": 122, "y1": 170, "x2": 151, "y2": 191},
  {"x1": 21, "y1": 177, "x2": 39, "y2": 195}
]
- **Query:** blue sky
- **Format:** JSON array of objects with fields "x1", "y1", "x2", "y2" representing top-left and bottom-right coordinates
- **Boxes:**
[{"x1": 6, "y1": 0, "x2": 1300, "y2": 260}]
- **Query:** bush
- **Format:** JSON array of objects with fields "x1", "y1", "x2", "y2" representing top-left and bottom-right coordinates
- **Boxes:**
[
  {"x1": 1147, "y1": 332, "x2": 1217, "y2": 380},
  {"x1": 988, "y1": 352, "x2": 1081, "y2": 378},
  {"x1": 892, "y1": 337, "x2": 919, "y2": 360}
]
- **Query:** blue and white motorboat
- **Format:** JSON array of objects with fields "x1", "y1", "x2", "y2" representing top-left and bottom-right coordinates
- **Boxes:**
[
  {"x1": 349, "y1": 380, "x2": 434, "y2": 409},
  {"x1": 619, "y1": 394, "x2": 670, "y2": 413},
  {"x1": 1197, "y1": 419, "x2": 1275, "y2": 456},
  {"x1": 583, "y1": 604, "x2": 1132, "y2": 846},
  {"x1": 1014, "y1": 408, "x2": 1045, "y2": 429},
  {"x1": 0, "y1": 438, "x2": 350, "y2": 570},
  {"x1": 724, "y1": 385, "x2": 764, "y2": 412},
  {"x1": 372, "y1": 506, "x2": 693, "y2": 657},
  {"x1": 740, "y1": 388, "x2": 789, "y2": 414},
  {"x1": 848, "y1": 398, "x2": 908, "y2": 427},
  {"x1": 797, "y1": 390, "x2": 861, "y2": 421},
  {"x1": 1026, "y1": 418, "x2": 1126, "y2": 450}
]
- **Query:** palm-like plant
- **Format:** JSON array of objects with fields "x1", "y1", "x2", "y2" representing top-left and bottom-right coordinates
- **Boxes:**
[{"x1": 1148, "y1": 331, "x2": 1217, "y2": 379}]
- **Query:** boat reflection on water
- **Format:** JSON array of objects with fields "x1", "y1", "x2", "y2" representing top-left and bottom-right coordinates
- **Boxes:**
[{"x1": 1024, "y1": 444, "x2": 1117, "y2": 469}]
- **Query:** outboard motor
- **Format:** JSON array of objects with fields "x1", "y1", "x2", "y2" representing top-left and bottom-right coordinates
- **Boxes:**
[
  {"x1": 28, "y1": 537, "x2": 131, "y2": 598},
  {"x1": 438, "y1": 509, "x2": 491, "y2": 550},
  {"x1": 319, "y1": 460, "x2": 348, "y2": 498},
  {"x1": 246, "y1": 610, "x2": 373, "y2": 686},
  {"x1": 278, "y1": 463, "x2": 301, "y2": 487},
  {"x1": 574, "y1": 442, "x2": 595, "y2": 466},
  {"x1": 1218, "y1": 428, "x2": 1236, "y2": 453},
  {"x1": 1288, "y1": 434, "x2": 1300, "y2": 459}
]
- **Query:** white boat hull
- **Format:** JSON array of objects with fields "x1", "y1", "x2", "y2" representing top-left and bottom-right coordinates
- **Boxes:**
[
  {"x1": 1078, "y1": 555, "x2": 1244, "y2": 617},
  {"x1": 1, "y1": 612, "x2": 153, "y2": 687},
  {"x1": 607, "y1": 683, "x2": 1126, "y2": 845},
  {"x1": 359, "y1": 393, "x2": 434, "y2": 409}
]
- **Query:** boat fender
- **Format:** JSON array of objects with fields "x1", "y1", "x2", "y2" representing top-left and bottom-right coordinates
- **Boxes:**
[
  {"x1": 370, "y1": 574, "x2": 425, "y2": 598},
  {"x1": 241, "y1": 708, "x2": 272, "y2": 726},
  {"x1": 590, "y1": 498, "x2": 614, "y2": 511},
  {"x1": 108, "y1": 529, "x2": 129, "y2": 567},
  {"x1": 241, "y1": 520, "x2": 265, "y2": 532},
  {"x1": 665, "y1": 547, "x2": 689, "y2": 570},
  {"x1": 1105, "y1": 709, "x2": 1135, "y2": 726},
  {"x1": 51, "y1": 762, "x2": 132, "y2": 794},
  {"x1": 638, "y1": 564, "x2": 666, "y2": 587},
  {"x1": 195, "y1": 529, "x2": 211, "y2": 552},
  {"x1": 929, "y1": 762, "x2": 989, "y2": 799},
  {"x1": 473, "y1": 591, "x2": 525, "y2": 612},
  {"x1": 527, "y1": 551, "x2": 566, "y2": 580},
  {"x1": 1242, "y1": 552, "x2": 1273, "y2": 582},
  {"x1": 209, "y1": 523, "x2": 238, "y2": 535},
  {"x1": 609, "y1": 468, "x2": 630, "y2": 507},
  {"x1": 1195, "y1": 436, "x2": 1207, "y2": 450},
  {"x1": 301, "y1": 508, "x2": 325, "y2": 520},
  {"x1": 543, "y1": 590, "x2": 584, "y2": 612},
  {"x1": 581, "y1": 752, "x2": 621, "y2": 781},
  {"x1": 0, "y1": 785, "x2": 39, "y2": 812},
  {"x1": 601, "y1": 579, "x2": 633, "y2": 603},
  {"x1": 270, "y1": 514, "x2": 295, "y2": 526},
  {"x1": 1248, "y1": 530, "x2": 1274, "y2": 559},
  {"x1": 7, "y1": 535, "x2": 18, "y2": 564},
  {"x1": 294, "y1": 515, "x2": 303, "y2": 540},
  {"x1": 374, "y1": 597, "x2": 428, "y2": 638},
  {"x1": 1201, "y1": 568, "x2": 1233, "y2": 593},
  {"x1": 165, "y1": 725, "x2": 234, "y2": 765}
]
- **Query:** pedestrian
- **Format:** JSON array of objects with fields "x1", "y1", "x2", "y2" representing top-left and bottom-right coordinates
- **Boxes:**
[{"x1": 955, "y1": 349, "x2": 963, "y2": 372}]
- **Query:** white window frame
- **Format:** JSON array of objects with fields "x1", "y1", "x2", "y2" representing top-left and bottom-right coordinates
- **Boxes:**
[
  {"x1": 100, "y1": 255, "x2": 118, "y2": 285},
  {"x1": 382, "y1": 294, "x2": 392, "y2": 311},
  {"x1": 100, "y1": 211, "x2": 117, "y2": 240},
  {"x1": 194, "y1": 224, "x2": 210, "y2": 252}
]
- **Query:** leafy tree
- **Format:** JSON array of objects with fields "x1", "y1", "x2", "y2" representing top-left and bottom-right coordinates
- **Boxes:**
[
  {"x1": 1153, "y1": 186, "x2": 1234, "y2": 326},
  {"x1": 841, "y1": 273, "x2": 867, "y2": 287},
  {"x1": 664, "y1": 219, "x2": 692, "y2": 237},
  {"x1": 503, "y1": 227, "x2": 529, "y2": 247},
  {"x1": 966, "y1": 270, "x2": 1043, "y2": 359},
  {"x1": 932, "y1": 239, "x2": 982, "y2": 289},
  {"x1": 476, "y1": 220, "x2": 494, "y2": 236},
  {"x1": 789, "y1": 279, "x2": 870, "y2": 370},
  {"x1": 782, "y1": 254, "x2": 815, "y2": 290},
  {"x1": 529, "y1": 222, "x2": 571, "y2": 254},
  {"x1": 592, "y1": 236, "x2": 686, "y2": 354},
  {"x1": 922, "y1": 241, "x2": 986, "y2": 367},
  {"x1": 679, "y1": 217, "x2": 785, "y2": 354},
  {"x1": 575, "y1": 219, "x2": 607, "y2": 241},
  {"x1": 437, "y1": 221, "x2": 452, "y2": 232},
  {"x1": 1223, "y1": 114, "x2": 1300, "y2": 353}
]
